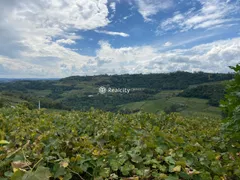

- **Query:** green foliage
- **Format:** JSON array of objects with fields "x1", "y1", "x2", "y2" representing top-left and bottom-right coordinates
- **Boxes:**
[
  {"x1": 108, "y1": 72, "x2": 233, "y2": 89},
  {"x1": 0, "y1": 98, "x2": 3, "y2": 108},
  {"x1": 164, "y1": 103, "x2": 186, "y2": 114},
  {"x1": 0, "y1": 103, "x2": 3, "y2": 109},
  {"x1": 221, "y1": 64, "x2": 240, "y2": 143},
  {"x1": 0, "y1": 140, "x2": 10, "y2": 145},
  {"x1": 179, "y1": 84, "x2": 226, "y2": 106},
  {"x1": 0, "y1": 107, "x2": 240, "y2": 179},
  {"x1": 22, "y1": 167, "x2": 51, "y2": 180}
]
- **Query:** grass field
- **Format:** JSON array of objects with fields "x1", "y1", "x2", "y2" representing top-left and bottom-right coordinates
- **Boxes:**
[{"x1": 119, "y1": 90, "x2": 222, "y2": 118}]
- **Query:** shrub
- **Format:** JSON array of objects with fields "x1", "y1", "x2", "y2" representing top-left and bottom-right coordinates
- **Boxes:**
[{"x1": 221, "y1": 64, "x2": 240, "y2": 143}]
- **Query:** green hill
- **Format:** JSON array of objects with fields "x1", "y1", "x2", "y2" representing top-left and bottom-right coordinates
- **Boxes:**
[{"x1": 0, "y1": 72, "x2": 234, "y2": 116}]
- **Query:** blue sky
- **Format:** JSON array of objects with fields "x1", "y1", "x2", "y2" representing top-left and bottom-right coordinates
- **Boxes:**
[{"x1": 0, "y1": 0, "x2": 240, "y2": 78}]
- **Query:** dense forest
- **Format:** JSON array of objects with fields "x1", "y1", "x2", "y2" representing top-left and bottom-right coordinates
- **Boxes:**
[
  {"x1": 61, "y1": 71, "x2": 233, "y2": 89},
  {"x1": 178, "y1": 83, "x2": 226, "y2": 106}
]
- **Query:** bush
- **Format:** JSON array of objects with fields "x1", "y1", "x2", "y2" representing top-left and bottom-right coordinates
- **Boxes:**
[
  {"x1": 164, "y1": 104, "x2": 182, "y2": 114},
  {"x1": 221, "y1": 64, "x2": 240, "y2": 143},
  {"x1": 0, "y1": 99, "x2": 3, "y2": 108}
]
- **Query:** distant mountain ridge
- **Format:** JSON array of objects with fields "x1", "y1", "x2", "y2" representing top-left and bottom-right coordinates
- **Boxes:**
[
  {"x1": 60, "y1": 71, "x2": 234, "y2": 89},
  {"x1": 0, "y1": 78, "x2": 60, "y2": 83}
]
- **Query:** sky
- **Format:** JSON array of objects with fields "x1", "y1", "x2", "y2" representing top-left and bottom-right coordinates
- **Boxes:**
[{"x1": 0, "y1": 0, "x2": 240, "y2": 78}]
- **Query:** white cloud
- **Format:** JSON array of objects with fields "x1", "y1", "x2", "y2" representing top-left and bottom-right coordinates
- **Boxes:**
[
  {"x1": 163, "y1": 42, "x2": 172, "y2": 47},
  {"x1": 134, "y1": 0, "x2": 173, "y2": 21},
  {"x1": 123, "y1": 15, "x2": 131, "y2": 20},
  {"x1": 15, "y1": 0, "x2": 110, "y2": 31},
  {"x1": 159, "y1": 33, "x2": 219, "y2": 49},
  {"x1": 0, "y1": 55, "x2": 59, "y2": 77},
  {"x1": 92, "y1": 38, "x2": 240, "y2": 74},
  {"x1": 93, "y1": 38, "x2": 239, "y2": 74},
  {"x1": 122, "y1": 13, "x2": 135, "y2": 21},
  {"x1": 110, "y1": 2, "x2": 116, "y2": 12},
  {"x1": 56, "y1": 39, "x2": 76, "y2": 45},
  {"x1": 0, "y1": 0, "x2": 110, "y2": 77},
  {"x1": 159, "y1": 0, "x2": 240, "y2": 33},
  {"x1": 109, "y1": 2, "x2": 116, "y2": 19},
  {"x1": 97, "y1": 41, "x2": 156, "y2": 62},
  {"x1": 0, "y1": 0, "x2": 239, "y2": 77},
  {"x1": 1, "y1": 37, "x2": 240, "y2": 77},
  {"x1": 62, "y1": 33, "x2": 83, "y2": 41},
  {"x1": 0, "y1": 0, "x2": 110, "y2": 55},
  {"x1": 95, "y1": 30, "x2": 130, "y2": 37}
]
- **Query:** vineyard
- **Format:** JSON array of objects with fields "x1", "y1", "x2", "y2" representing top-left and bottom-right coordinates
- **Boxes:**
[{"x1": 0, "y1": 106, "x2": 240, "y2": 180}]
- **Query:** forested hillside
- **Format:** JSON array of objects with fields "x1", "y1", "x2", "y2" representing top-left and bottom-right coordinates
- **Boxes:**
[
  {"x1": 61, "y1": 72, "x2": 232, "y2": 89},
  {"x1": 0, "y1": 72, "x2": 234, "y2": 114},
  {"x1": 178, "y1": 82, "x2": 227, "y2": 106}
]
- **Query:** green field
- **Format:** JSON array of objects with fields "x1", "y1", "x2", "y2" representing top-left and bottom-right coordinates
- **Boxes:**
[{"x1": 119, "y1": 90, "x2": 221, "y2": 118}]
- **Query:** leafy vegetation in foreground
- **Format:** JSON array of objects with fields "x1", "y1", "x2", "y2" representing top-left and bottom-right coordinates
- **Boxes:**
[
  {"x1": 0, "y1": 106, "x2": 240, "y2": 180},
  {"x1": 221, "y1": 64, "x2": 240, "y2": 144}
]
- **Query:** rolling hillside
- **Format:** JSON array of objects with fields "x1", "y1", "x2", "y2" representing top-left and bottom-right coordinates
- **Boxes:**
[{"x1": 0, "y1": 72, "x2": 233, "y2": 117}]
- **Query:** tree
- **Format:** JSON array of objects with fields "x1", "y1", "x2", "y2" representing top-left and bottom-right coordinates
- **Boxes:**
[
  {"x1": 221, "y1": 64, "x2": 240, "y2": 143},
  {"x1": 0, "y1": 99, "x2": 3, "y2": 108},
  {"x1": 164, "y1": 104, "x2": 180, "y2": 114}
]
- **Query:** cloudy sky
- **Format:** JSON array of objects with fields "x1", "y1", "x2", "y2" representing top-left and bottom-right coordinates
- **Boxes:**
[{"x1": 0, "y1": 0, "x2": 240, "y2": 78}]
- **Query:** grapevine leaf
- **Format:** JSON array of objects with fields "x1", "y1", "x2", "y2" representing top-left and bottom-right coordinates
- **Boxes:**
[
  {"x1": 22, "y1": 167, "x2": 51, "y2": 180},
  {"x1": 11, "y1": 170, "x2": 24, "y2": 180},
  {"x1": 0, "y1": 140, "x2": 10, "y2": 145}
]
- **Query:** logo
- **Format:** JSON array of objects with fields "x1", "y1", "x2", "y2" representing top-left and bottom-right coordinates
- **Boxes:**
[{"x1": 99, "y1": 86, "x2": 107, "y2": 94}]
